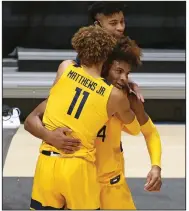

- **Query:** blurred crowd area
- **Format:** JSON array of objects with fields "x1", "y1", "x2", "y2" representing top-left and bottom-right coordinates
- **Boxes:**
[
  {"x1": 2, "y1": 1, "x2": 186, "y2": 57},
  {"x1": 2, "y1": 2, "x2": 186, "y2": 122}
]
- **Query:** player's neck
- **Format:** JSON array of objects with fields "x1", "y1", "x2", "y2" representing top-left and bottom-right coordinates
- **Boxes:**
[{"x1": 82, "y1": 63, "x2": 103, "y2": 78}]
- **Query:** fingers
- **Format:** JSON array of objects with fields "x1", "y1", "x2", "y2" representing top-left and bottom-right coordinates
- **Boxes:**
[
  {"x1": 145, "y1": 178, "x2": 162, "y2": 192},
  {"x1": 144, "y1": 177, "x2": 157, "y2": 191},
  {"x1": 155, "y1": 180, "x2": 162, "y2": 191},
  {"x1": 145, "y1": 174, "x2": 151, "y2": 185},
  {"x1": 62, "y1": 138, "x2": 81, "y2": 146},
  {"x1": 61, "y1": 145, "x2": 80, "y2": 154},
  {"x1": 128, "y1": 82, "x2": 145, "y2": 103},
  {"x1": 148, "y1": 179, "x2": 162, "y2": 191},
  {"x1": 140, "y1": 94, "x2": 145, "y2": 103},
  {"x1": 137, "y1": 93, "x2": 145, "y2": 103},
  {"x1": 57, "y1": 127, "x2": 81, "y2": 145},
  {"x1": 60, "y1": 140, "x2": 81, "y2": 149},
  {"x1": 60, "y1": 127, "x2": 72, "y2": 133}
]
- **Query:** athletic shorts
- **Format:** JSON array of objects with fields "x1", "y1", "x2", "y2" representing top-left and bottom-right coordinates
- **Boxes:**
[
  {"x1": 99, "y1": 172, "x2": 136, "y2": 209},
  {"x1": 30, "y1": 151, "x2": 100, "y2": 210}
]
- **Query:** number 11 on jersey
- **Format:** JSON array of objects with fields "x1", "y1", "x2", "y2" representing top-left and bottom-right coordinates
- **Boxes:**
[{"x1": 67, "y1": 87, "x2": 90, "y2": 119}]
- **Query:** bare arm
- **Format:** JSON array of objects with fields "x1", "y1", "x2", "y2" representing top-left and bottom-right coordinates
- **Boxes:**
[
  {"x1": 24, "y1": 59, "x2": 73, "y2": 139},
  {"x1": 124, "y1": 92, "x2": 162, "y2": 167},
  {"x1": 24, "y1": 99, "x2": 49, "y2": 140},
  {"x1": 122, "y1": 92, "x2": 162, "y2": 191},
  {"x1": 128, "y1": 79, "x2": 144, "y2": 103},
  {"x1": 122, "y1": 92, "x2": 148, "y2": 134},
  {"x1": 108, "y1": 87, "x2": 140, "y2": 135},
  {"x1": 24, "y1": 60, "x2": 80, "y2": 152}
]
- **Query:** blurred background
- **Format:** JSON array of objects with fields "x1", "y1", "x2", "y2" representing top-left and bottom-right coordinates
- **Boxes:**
[
  {"x1": 3, "y1": 1, "x2": 186, "y2": 122},
  {"x1": 2, "y1": 1, "x2": 186, "y2": 210}
]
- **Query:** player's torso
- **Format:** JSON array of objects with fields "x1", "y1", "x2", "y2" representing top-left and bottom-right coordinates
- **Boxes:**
[
  {"x1": 95, "y1": 116, "x2": 124, "y2": 181},
  {"x1": 40, "y1": 63, "x2": 113, "y2": 161}
]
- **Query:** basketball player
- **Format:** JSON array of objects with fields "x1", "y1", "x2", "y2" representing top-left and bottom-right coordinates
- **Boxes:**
[
  {"x1": 25, "y1": 35, "x2": 162, "y2": 210},
  {"x1": 29, "y1": 26, "x2": 141, "y2": 210},
  {"x1": 25, "y1": 2, "x2": 162, "y2": 209},
  {"x1": 87, "y1": 2, "x2": 144, "y2": 102},
  {"x1": 95, "y1": 36, "x2": 162, "y2": 209}
]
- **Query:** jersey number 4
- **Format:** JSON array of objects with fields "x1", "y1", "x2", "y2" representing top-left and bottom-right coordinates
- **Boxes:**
[
  {"x1": 67, "y1": 87, "x2": 89, "y2": 119},
  {"x1": 97, "y1": 125, "x2": 106, "y2": 142}
]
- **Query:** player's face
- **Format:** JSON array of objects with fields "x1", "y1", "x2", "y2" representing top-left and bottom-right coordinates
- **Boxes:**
[
  {"x1": 97, "y1": 12, "x2": 125, "y2": 39},
  {"x1": 107, "y1": 60, "x2": 130, "y2": 89}
]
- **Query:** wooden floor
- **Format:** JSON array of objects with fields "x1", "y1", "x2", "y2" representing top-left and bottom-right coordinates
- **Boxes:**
[
  {"x1": 3, "y1": 124, "x2": 185, "y2": 178},
  {"x1": 3, "y1": 124, "x2": 186, "y2": 210}
]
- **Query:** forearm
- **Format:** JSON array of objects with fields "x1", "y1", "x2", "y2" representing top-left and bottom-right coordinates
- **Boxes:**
[
  {"x1": 24, "y1": 100, "x2": 50, "y2": 141},
  {"x1": 141, "y1": 118, "x2": 162, "y2": 168},
  {"x1": 24, "y1": 114, "x2": 50, "y2": 141}
]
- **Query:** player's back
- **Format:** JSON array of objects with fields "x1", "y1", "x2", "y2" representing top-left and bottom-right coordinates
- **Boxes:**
[{"x1": 41, "y1": 63, "x2": 113, "y2": 161}]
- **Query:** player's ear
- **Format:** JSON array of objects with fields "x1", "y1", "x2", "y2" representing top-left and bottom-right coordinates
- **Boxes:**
[{"x1": 94, "y1": 20, "x2": 101, "y2": 27}]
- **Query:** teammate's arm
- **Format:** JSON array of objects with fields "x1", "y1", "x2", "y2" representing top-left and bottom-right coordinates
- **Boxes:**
[
  {"x1": 108, "y1": 87, "x2": 141, "y2": 135},
  {"x1": 24, "y1": 99, "x2": 48, "y2": 141},
  {"x1": 123, "y1": 93, "x2": 162, "y2": 168},
  {"x1": 122, "y1": 93, "x2": 162, "y2": 191},
  {"x1": 24, "y1": 60, "x2": 80, "y2": 153},
  {"x1": 128, "y1": 79, "x2": 144, "y2": 103}
]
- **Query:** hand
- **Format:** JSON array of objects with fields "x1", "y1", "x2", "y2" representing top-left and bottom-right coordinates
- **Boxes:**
[
  {"x1": 45, "y1": 127, "x2": 81, "y2": 154},
  {"x1": 127, "y1": 91, "x2": 144, "y2": 115},
  {"x1": 128, "y1": 82, "x2": 144, "y2": 103},
  {"x1": 144, "y1": 165, "x2": 162, "y2": 192}
]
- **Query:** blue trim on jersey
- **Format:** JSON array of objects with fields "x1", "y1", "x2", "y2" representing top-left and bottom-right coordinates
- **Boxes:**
[{"x1": 74, "y1": 55, "x2": 81, "y2": 67}]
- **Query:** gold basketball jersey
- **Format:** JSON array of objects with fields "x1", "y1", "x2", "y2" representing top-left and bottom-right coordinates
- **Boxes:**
[
  {"x1": 95, "y1": 116, "x2": 124, "y2": 180},
  {"x1": 40, "y1": 63, "x2": 113, "y2": 162}
]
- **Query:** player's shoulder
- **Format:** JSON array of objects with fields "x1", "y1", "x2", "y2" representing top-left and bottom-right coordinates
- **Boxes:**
[
  {"x1": 110, "y1": 87, "x2": 129, "y2": 109},
  {"x1": 57, "y1": 60, "x2": 75, "y2": 75},
  {"x1": 59, "y1": 60, "x2": 75, "y2": 69},
  {"x1": 111, "y1": 87, "x2": 127, "y2": 100}
]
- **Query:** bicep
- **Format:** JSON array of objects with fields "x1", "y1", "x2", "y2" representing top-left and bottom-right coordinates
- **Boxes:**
[
  {"x1": 29, "y1": 99, "x2": 47, "y2": 120},
  {"x1": 24, "y1": 99, "x2": 48, "y2": 130}
]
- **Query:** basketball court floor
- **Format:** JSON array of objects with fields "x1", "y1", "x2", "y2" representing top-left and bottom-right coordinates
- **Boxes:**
[{"x1": 3, "y1": 124, "x2": 185, "y2": 210}]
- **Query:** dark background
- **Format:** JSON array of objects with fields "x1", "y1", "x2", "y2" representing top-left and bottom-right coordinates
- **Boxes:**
[
  {"x1": 2, "y1": 1, "x2": 186, "y2": 57},
  {"x1": 2, "y1": 1, "x2": 186, "y2": 122}
]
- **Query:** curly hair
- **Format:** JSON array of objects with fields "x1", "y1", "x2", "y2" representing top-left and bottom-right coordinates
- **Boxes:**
[
  {"x1": 102, "y1": 36, "x2": 142, "y2": 78},
  {"x1": 72, "y1": 25, "x2": 116, "y2": 67}
]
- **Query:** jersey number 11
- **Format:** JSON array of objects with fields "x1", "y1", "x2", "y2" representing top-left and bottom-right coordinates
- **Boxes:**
[{"x1": 67, "y1": 87, "x2": 90, "y2": 119}]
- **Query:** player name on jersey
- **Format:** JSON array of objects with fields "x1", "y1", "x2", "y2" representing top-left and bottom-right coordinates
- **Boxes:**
[{"x1": 67, "y1": 69, "x2": 106, "y2": 96}]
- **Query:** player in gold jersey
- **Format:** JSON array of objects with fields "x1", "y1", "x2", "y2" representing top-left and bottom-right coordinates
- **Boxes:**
[
  {"x1": 25, "y1": 35, "x2": 162, "y2": 210},
  {"x1": 27, "y1": 26, "x2": 141, "y2": 210},
  {"x1": 95, "y1": 36, "x2": 162, "y2": 209},
  {"x1": 25, "y1": 2, "x2": 162, "y2": 209}
]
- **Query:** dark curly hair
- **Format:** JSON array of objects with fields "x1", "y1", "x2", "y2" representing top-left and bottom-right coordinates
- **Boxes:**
[
  {"x1": 88, "y1": 1, "x2": 127, "y2": 24},
  {"x1": 72, "y1": 25, "x2": 116, "y2": 67},
  {"x1": 101, "y1": 36, "x2": 142, "y2": 78}
]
